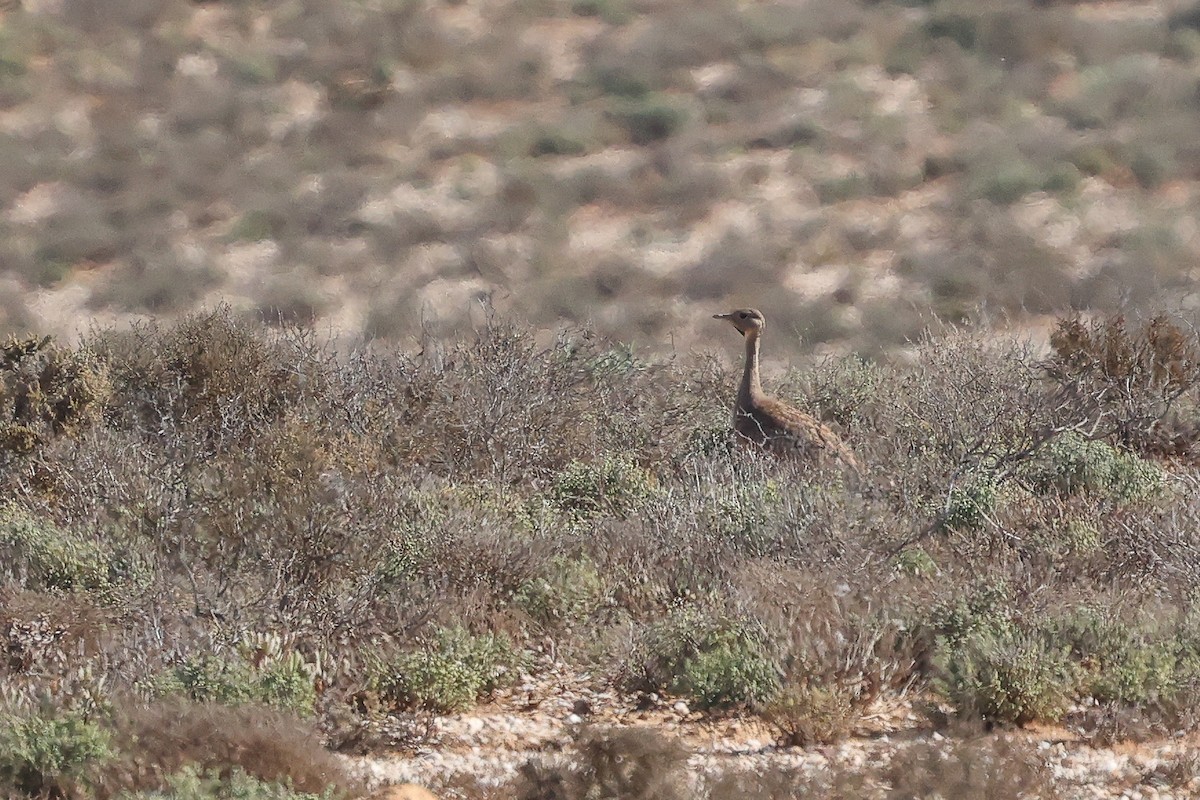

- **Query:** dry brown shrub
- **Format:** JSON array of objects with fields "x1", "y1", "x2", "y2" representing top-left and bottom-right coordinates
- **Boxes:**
[
  {"x1": 1047, "y1": 314, "x2": 1200, "y2": 461},
  {"x1": 511, "y1": 726, "x2": 690, "y2": 800},
  {"x1": 93, "y1": 699, "x2": 365, "y2": 799},
  {"x1": 884, "y1": 733, "x2": 1061, "y2": 800}
]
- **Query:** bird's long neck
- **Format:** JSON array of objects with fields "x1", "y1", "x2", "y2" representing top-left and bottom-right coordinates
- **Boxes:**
[{"x1": 738, "y1": 330, "x2": 764, "y2": 407}]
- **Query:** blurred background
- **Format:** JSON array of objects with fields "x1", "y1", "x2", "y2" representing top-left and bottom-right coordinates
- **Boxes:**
[{"x1": 3, "y1": 0, "x2": 1200, "y2": 358}]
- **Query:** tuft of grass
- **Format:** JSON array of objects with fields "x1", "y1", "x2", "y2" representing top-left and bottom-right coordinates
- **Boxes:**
[{"x1": 762, "y1": 684, "x2": 861, "y2": 747}]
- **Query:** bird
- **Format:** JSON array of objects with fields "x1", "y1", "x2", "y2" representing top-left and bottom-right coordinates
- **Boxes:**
[{"x1": 713, "y1": 308, "x2": 860, "y2": 473}]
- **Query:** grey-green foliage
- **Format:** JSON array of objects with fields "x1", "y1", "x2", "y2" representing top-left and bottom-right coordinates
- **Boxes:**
[
  {"x1": 1025, "y1": 432, "x2": 1165, "y2": 503},
  {"x1": 154, "y1": 653, "x2": 316, "y2": 716},
  {"x1": 551, "y1": 455, "x2": 657, "y2": 519},
  {"x1": 630, "y1": 607, "x2": 780, "y2": 710},
  {"x1": 934, "y1": 626, "x2": 1076, "y2": 725},
  {"x1": 0, "y1": 504, "x2": 124, "y2": 593},
  {"x1": 1048, "y1": 609, "x2": 1189, "y2": 706},
  {"x1": 0, "y1": 710, "x2": 112, "y2": 797},
  {"x1": 373, "y1": 626, "x2": 522, "y2": 712},
  {"x1": 513, "y1": 555, "x2": 607, "y2": 627},
  {"x1": 939, "y1": 477, "x2": 999, "y2": 532},
  {"x1": 928, "y1": 583, "x2": 1015, "y2": 649},
  {"x1": 118, "y1": 766, "x2": 336, "y2": 800},
  {"x1": 701, "y1": 479, "x2": 785, "y2": 552}
]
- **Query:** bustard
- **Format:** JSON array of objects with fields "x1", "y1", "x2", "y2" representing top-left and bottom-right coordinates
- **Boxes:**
[{"x1": 713, "y1": 308, "x2": 860, "y2": 472}]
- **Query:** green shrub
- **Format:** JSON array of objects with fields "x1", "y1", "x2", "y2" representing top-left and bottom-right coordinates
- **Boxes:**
[
  {"x1": 969, "y1": 159, "x2": 1042, "y2": 205},
  {"x1": 374, "y1": 626, "x2": 522, "y2": 712},
  {"x1": 814, "y1": 172, "x2": 871, "y2": 204},
  {"x1": 118, "y1": 765, "x2": 335, "y2": 800},
  {"x1": 700, "y1": 480, "x2": 786, "y2": 556},
  {"x1": 1024, "y1": 432, "x2": 1165, "y2": 503},
  {"x1": 551, "y1": 455, "x2": 657, "y2": 519},
  {"x1": 934, "y1": 627, "x2": 1075, "y2": 725},
  {"x1": 894, "y1": 546, "x2": 938, "y2": 577},
  {"x1": 0, "y1": 505, "x2": 118, "y2": 593},
  {"x1": 1048, "y1": 610, "x2": 1177, "y2": 705},
  {"x1": 154, "y1": 654, "x2": 316, "y2": 715},
  {"x1": 927, "y1": 583, "x2": 1014, "y2": 648},
  {"x1": 680, "y1": 635, "x2": 779, "y2": 709},
  {"x1": 939, "y1": 477, "x2": 998, "y2": 532},
  {"x1": 513, "y1": 555, "x2": 607, "y2": 627},
  {"x1": 608, "y1": 95, "x2": 687, "y2": 144},
  {"x1": 627, "y1": 608, "x2": 780, "y2": 710},
  {"x1": 0, "y1": 710, "x2": 112, "y2": 797}
]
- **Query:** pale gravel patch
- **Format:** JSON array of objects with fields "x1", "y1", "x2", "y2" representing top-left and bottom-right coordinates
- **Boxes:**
[
  {"x1": 346, "y1": 667, "x2": 1200, "y2": 799},
  {"x1": 8, "y1": 182, "x2": 69, "y2": 225}
]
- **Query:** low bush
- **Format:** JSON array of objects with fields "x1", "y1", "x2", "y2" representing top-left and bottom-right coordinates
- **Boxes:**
[
  {"x1": 513, "y1": 555, "x2": 608, "y2": 629},
  {"x1": 762, "y1": 684, "x2": 861, "y2": 747},
  {"x1": 0, "y1": 709, "x2": 112, "y2": 798},
  {"x1": 0, "y1": 505, "x2": 126, "y2": 594},
  {"x1": 551, "y1": 456, "x2": 658, "y2": 520},
  {"x1": 1024, "y1": 432, "x2": 1165, "y2": 503},
  {"x1": 624, "y1": 608, "x2": 779, "y2": 710},
  {"x1": 373, "y1": 626, "x2": 522, "y2": 712},
  {"x1": 154, "y1": 653, "x2": 316, "y2": 716},
  {"x1": 933, "y1": 626, "x2": 1076, "y2": 725},
  {"x1": 116, "y1": 766, "x2": 337, "y2": 800}
]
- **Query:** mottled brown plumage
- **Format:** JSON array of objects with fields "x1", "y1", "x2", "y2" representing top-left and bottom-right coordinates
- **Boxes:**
[{"x1": 713, "y1": 308, "x2": 860, "y2": 472}]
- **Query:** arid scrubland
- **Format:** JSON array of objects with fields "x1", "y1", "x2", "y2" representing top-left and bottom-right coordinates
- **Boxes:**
[
  {"x1": 2, "y1": 0, "x2": 1200, "y2": 353},
  {"x1": 7, "y1": 0, "x2": 1200, "y2": 796},
  {"x1": 2, "y1": 309, "x2": 1200, "y2": 797}
]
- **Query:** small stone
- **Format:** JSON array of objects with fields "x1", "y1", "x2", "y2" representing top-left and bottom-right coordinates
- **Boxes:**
[
  {"x1": 566, "y1": 713, "x2": 583, "y2": 725},
  {"x1": 672, "y1": 700, "x2": 690, "y2": 715},
  {"x1": 572, "y1": 698, "x2": 593, "y2": 717}
]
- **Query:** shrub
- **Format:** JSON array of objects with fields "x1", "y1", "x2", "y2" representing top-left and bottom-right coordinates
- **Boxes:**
[
  {"x1": 373, "y1": 626, "x2": 522, "y2": 712},
  {"x1": 607, "y1": 95, "x2": 687, "y2": 145},
  {"x1": 700, "y1": 479, "x2": 786, "y2": 556},
  {"x1": 551, "y1": 455, "x2": 657, "y2": 519},
  {"x1": 117, "y1": 766, "x2": 336, "y2": 800},
  {"x1": 1023, "y1": 432, "x2": 1165, "y2": 503},
  {"x1": 938, "y1": 477, "x2": 999, "y2": 532},
  {"x1": 625, "y1": 608, "x2": 779, "y2": 710},
  {"x1": 933, "y1": 627, "x2": 1076, "y2": 725},
  {"x1": 0, "y1": 505, "x2": 120, "y2": 594},
  {"x1": 154, "y1": 653, "x2": 316, "y2": 716},
  {"x1": 1047, "y1": 610, "x2": 1176, "y2": 706},
  {"x1": 1046, "y1": 315, "x2": 1200, "y2": 461},
  {"x1": 927, "y1": 583, "x2": 1015, "y2": 649},
  {"x1": 762, "y1": 684, "x2": 861, "y2": 747},
  {"x1": 0, "y1": 335, "x2": 109, "y2": 458},
  {"x1": 0, "y1": 709, "x2": 112, "y2": 797},
  {"x1": 513, "y1": 555, "x2": 607, "y2": 628}
]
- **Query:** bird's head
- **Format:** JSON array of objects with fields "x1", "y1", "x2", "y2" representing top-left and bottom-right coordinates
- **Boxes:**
[{"x1": 712, "y1": 308, "x2": 765, "y2": 337}]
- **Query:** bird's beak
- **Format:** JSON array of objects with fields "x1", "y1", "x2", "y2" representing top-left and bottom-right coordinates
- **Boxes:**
[{"x1": 712, "y1": 313, "x2": 729, "y2": 320}]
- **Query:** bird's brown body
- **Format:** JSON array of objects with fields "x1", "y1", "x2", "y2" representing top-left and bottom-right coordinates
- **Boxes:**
[{"x1": 714, "y1": 308, "x2": 860, "y2": 472}]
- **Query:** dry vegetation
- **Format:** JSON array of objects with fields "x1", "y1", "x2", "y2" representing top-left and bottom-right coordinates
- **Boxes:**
[
  {"x1": 2, "y1": 0, "x2": 1200, "y2": 355},
  {"x1": 1, "y1": 308, "x2": 1200, "y2": 796}
]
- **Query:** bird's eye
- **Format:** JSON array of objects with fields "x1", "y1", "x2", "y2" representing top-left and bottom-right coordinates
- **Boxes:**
[{"x1": 738, "y1": 312, "x2": 747, "y2": 319}]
